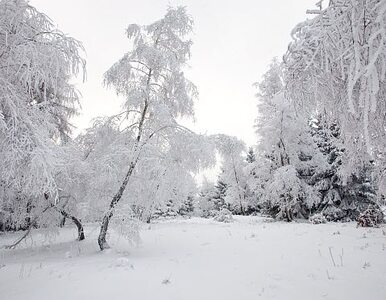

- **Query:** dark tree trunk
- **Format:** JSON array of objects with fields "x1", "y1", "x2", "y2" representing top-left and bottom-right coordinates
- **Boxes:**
[
  {"x1": 59, "y1": 210, "x2": 85, "y2": 241},
  {"x1": 71, "y1": 215, "x2": 85, "y2": 241},
  {"x1": 25, "y1": 199, "x2": 33, "y2": 229},
  {"x1": 98, "y1": 162, "x2": 136, "y2": 250},
  {"x1": 98, "y1": 212, "x2": 112, "y2": 250}
]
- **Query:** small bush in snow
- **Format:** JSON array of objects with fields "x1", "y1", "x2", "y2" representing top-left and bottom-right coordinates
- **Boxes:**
[
  {"x1": 357, "y1": 206, "x2": 384, "y2": 228},
  {"x1": 214, "y1": 209, "x2": 233, "y2": 223},
  {"x1": 309, "y1": 213, "x2": 327, "y2": 224},
  {"x1": 322, "y1": 206, "x2": 346, "y2": 222}
]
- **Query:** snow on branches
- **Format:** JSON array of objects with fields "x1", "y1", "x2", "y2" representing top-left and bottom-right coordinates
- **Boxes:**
[
  {"x1": 97, "y1": 7, "x2": 215, "y2": 250},
  {"x1": 0, "y1": 0, "x2": 85, "y2": 231},
  {"x1": 284, "y1": 0, "x2": 386, "y2": 167}
]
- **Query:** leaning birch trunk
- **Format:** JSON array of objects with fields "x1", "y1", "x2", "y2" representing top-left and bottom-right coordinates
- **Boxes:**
[
  {"x1": 98, "y1": 162, "x2": 137, "y2": 250},
  {"x1": 98, "y1": 95, "x2": 149, "y2": 250}
]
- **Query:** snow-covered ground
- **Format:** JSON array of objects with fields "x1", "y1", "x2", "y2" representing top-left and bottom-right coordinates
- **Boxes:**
[{"x1": 1, "y1": 216, "x2": 385, "y2": 300}]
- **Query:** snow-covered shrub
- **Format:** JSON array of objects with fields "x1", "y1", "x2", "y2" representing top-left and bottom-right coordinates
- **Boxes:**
[
  {"x1": 264, "y1": 165, "x2": 318, "y2": 221},
  {"x1": 322, "y1": 206, "x2": 346, "y2": 222},
  {"x1": 178, "y1": 196, "x2": 195, "y2": 217},
  {"x1": 313, "y1": 163, "x2": 380, "y2": 222},
  {"x1": 309, "y1": 213, "x2": 327, "y2": 224},
  {"x1": 196, "y1": 180, "x2": 220, "y2": 218},
  {"x1": 214, "y1": 209, "x2": 233, "y2": 223},
  {"x1": 151, "y1": 199, "x2": 179, "y2": 219},
  {"x1": 357, "y1": 205, "x2": 384, "y2": 228}
]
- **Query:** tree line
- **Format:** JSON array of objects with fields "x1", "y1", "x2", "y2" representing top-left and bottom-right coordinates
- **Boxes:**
[{"x1": 199, "y1": 0, "x2": 386, "y2": 226}]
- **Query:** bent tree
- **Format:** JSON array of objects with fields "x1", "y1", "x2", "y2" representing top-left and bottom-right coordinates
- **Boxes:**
[
  {"x1": 98, "y1": 7, "x2": 200, "y2": 250},
  {"x1": 0, "y1": 0, "x2": 86, "y2": 240}
]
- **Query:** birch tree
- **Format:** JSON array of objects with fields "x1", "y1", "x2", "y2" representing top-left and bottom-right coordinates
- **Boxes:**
[{"x1": 97, "y1": 7, "x2": 214, "y2": 250}]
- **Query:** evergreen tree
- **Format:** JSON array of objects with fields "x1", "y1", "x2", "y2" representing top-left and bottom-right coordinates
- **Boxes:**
[
  {"x1": 213, "y1": 179, "x2": 227, "y2": 210},
  {"x1": 309, "y1": 116, "x2": 382, "y2": 221},
  {"x1": 196, "y1": 179, "x2": 218, "y2": 218},
  {"x1": 246, "y1": 148, "x2": 256, "y2": 163},
  {"x1": 179, "y1": 196, "x2": 195, "y2": 216}
]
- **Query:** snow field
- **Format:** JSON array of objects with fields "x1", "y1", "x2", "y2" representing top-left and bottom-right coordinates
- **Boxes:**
[{"x1": 0, "y1": 216, "x2": 385, "y2": 300}]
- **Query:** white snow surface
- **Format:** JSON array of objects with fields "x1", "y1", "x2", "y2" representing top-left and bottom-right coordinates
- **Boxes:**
[{"x1": 0, "y1": 216, "x2": 385, "y2": 300}]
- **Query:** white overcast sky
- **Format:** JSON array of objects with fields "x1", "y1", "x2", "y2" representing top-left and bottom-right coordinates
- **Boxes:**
[{"x1": 31, "y1": 0, "x2": 314, "y2": 146}]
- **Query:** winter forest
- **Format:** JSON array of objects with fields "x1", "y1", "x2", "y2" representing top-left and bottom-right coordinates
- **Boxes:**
[{"x1": 1, "y1": 0, "x2": 386, "y2": 299}]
